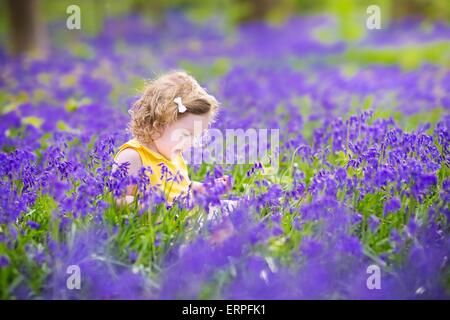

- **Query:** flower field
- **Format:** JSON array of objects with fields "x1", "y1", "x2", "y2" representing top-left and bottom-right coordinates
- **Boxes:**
[{"x1": 0, "y1": 13, "x2": 449, "y2": 299}]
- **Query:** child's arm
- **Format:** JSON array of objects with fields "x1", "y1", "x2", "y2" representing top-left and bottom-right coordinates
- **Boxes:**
[
  {"x1": 190, "y1": 175, "x2": 232, "y2": 194},
  {"x1": 111, "y1": 148, "x2": 143, "y2": 207}
]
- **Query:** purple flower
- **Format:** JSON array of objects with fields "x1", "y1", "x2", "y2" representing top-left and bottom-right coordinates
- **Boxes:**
[
  {"x1": 0, "y1": 255, "x2": 11, "y2": 268},
  {"x1": 26, "y1": 221, "x2": 40, "y2": 230},
  {"x1": 384, "y1": 197, "x2": 402, "y2": 215}
]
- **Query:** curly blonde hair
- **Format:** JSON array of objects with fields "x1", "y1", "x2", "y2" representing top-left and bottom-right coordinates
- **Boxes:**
[{"x1": 128, "y1": 70, "x2": 219, "y2": 144}]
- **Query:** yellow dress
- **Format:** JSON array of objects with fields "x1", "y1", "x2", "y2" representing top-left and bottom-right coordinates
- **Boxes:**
[{"x1": 114, "y1": 138, "x2": 191, "y2": 204}]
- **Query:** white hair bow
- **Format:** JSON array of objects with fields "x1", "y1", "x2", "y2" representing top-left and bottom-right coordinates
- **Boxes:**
[{"x1": 174, "y1": 97, "x2": 187, "y2": 113}]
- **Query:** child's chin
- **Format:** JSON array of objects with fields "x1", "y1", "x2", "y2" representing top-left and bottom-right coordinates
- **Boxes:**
[{"x1": 171, "y1": 149, "x2": 182, "y2": 157}]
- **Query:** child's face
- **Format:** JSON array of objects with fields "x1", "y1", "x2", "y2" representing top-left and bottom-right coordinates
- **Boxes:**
[{"x1": 154, "y1": 113, "x2": 210, "y2": 160}]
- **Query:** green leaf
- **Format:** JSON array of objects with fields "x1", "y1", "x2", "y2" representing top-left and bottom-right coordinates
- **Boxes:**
[{"x1": 22, "y1": 116, "x2": 44, "y2": 129}]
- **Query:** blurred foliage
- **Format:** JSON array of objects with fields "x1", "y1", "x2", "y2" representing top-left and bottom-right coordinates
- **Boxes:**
[{"x1": 1, "y1": 0, "x2": 449, "y2": 39}]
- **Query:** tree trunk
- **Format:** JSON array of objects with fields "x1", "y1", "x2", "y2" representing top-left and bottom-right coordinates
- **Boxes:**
[
  {"x1": 235, "y1": 0, "x2": 277, "y2": 23},
  {"x1": 391, "y1": 0, "x2": 432, "y2": 19},
  {"x1": 6, "y1": 0, "x2": 47, "y2": 56}
]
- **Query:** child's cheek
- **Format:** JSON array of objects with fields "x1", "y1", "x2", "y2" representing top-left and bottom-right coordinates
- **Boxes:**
[
  {"x1": 169, "y1": 131, "x2": 185, "y2": 150},
  {"x1": 182, "y1": 134, "x2": 194, "y2": 149},
  {"x1": 173, "y1": 136, "x2": 190, "y2": 153}
]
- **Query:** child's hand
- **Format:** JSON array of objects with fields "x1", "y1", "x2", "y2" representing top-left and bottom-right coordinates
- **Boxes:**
[
  {"x1": 190, "y1": 181, "x2": 206, "y2": 194},
  {"x1": 215, "y1": 175, "x2": 232, "y2": 192},
  {"x1": 190, "y1": 175, "x2": 233, "y2": 196}
]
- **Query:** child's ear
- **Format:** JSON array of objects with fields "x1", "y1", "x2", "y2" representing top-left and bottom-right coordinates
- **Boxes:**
[{"x1": 160, "y1": 124, "x2": 170, "y2": 135}]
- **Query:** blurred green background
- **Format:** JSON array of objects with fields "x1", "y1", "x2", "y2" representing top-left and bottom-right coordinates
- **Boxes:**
[{"x1": 1, "y1": 0, "x2": 449, "y2": 56}]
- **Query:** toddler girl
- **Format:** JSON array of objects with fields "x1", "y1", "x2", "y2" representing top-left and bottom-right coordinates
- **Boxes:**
[{"x1": 112, "y1": 70, "x2": 231, "y2": 207}]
